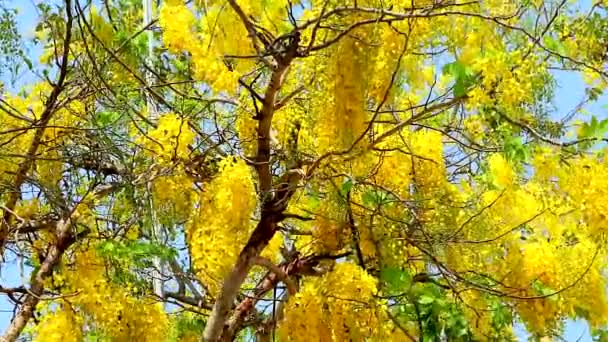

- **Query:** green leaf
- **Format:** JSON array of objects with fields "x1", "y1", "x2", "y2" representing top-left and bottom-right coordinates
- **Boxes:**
[
  {"x1": 362, "y1": 190, "x2": 376, "y2": 207},
  {"x1": 307, "y1": 192, "x2": 321, "y2": 210},
  {"x1": 490, "y1": 300, "x2": 513, "y2": 328},
  {"x1": 543, "y1": 36, "x2": 567, "y2": 55},
  {"x1": 96, "y1": 111, "x2": 121, "y2": 126},
  {"x1": 99, "y1": 240, "x2": 116, "y2": 253},
  {"x1": 25, "y1": 258, "x2": 40, "y2": 268},
  {"x1": 442, "y1": 61, "x2": 476, "y2": 97},
  {"x1": 362, "y1": 189, "x2": 392, "y2": 207},
  {"x1": 578, "y1": 115, "x2": 608, "y2": 143},
  {"x1": 442, "y1": 61, "x2": 464, "y2": 78},
  {"x1": 168, "y1": 313, "x2": 206, "y2": 340},
  {"x1": 97, "y1": 240, "x2": 178, "y2": 266},
  {"x1": 586, "y1": 87, "x2": 603, "y2": 102},
  {"x1": 574, "y1": 306, "x2": 590, "y2": 319},
  {"x1": 591, "y1": 328, "x2": 608, "y2": 341},
  {"x1": 453, "y1": 83, "x2": 466, "y2": 98},
  {"x1": 380, "y1": 266, "x2": 412, "y2": 294},
  {"x1": 340, "y1": 178, "x2": 353, "y2": 197},
  {"x1": 23, "y1": 56, "x2": 32, "y2": 70},
  {"x1": 418, "y1": 295, "x2": 435, "y2": 305},
  {"x1": 504, "y1": 135, "x2": 529, "y2": 162},
  {"x1": 422, "y1": 332, "x2": 437, "y2": 342},
  {"x1": 532, "y1": 280, "x2": 556, "y2": 300}
]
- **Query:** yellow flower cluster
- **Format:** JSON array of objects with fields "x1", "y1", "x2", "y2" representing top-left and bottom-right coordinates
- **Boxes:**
[
  {"x1": 279, "y1": 262, "x2": 385, "y2": 341},
  {"x1": 235, "y1": 0, "x2": 290, "y2": 33},
  {"x1": 409, "y1": 130, "x2": 445, "y2": 190},
  {"x1": 90, "y1": 5, "x2": 114, "y2": 45},
  {"x1": 158, "y1": 1, "x2": 197, "y2": 54},
  {"x1": 35, "y1": 249, "x2": 168, "y2": 341},
  {"x1": 374, "y1": 148, "x2": 413, "y2": 198},
  {"x1": 152, "y1": 170, "x2": 196, "y2": 224},
  {"x1": 532, "y1": 147, "x2": 560, "y2": 181},
  {"x1": 557, "y1": 157, "x2": 608, "y2": 235},
  {"x1": 235, "y1": 102, "x2": 258, "y2": 156},
  {"x1": 367, "y1": 128, "x2": 446, "y2": 199},
  {"x1": 33, "y1": 304, "x2": 83, "y2": 342},
  {"x1": 272, "y1": 104, "x2": 312, "y2": 153},
  {"x1": 512, "y1": 236, "x2": 608, "y2": 333},
  {"x1": 14, "y1": 199, "x2": 42, "y2": 221},
  {"x1": 311, "y1": 194, "x2": 347, "y2": 253},
  {"x1": 488, "y1": 153, "x2": 515, "y2": 188},
  {"x1": 482, "y1": 0, "x2": 519, "y2": 17},
  {"x1": 443, "y1": 149, "x2": 608, "y2": 335},
  {"x1": 139, "y1": 113, "x2": 195, "y2": 163},
  {"x1": 1, "y1": 83, "x2": 85, "y2": 186},
  {"x1": 464, "y1": 115, "x2": 487, "y2": 142},
  {"x1": 187, "y1": 157, "x2": 257, "y2": 294},
  {"x1": 315, "y1": 37, "x2": 367, "y2": 153},
  {"x1": 159, "y1": 1, "x2": 263, "y2": 93},
  {"x1": 468, "y1": 50, "x2": 546, "y2": 112}
]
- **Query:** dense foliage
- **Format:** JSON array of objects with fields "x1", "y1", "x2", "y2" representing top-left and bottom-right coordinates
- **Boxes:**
[{"x1": 0, "y1": 0, "x2": 607, "y2": 341}]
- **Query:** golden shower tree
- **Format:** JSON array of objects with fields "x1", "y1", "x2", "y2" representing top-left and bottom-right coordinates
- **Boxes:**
[{"x1": 0, "y1": 0, "x2": 608, "y2": 341}]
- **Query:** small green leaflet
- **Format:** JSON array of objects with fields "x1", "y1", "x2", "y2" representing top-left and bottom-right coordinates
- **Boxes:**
[
  {"x1": 504, "y1": 135, "x2": 530, "y2": 162},
  {"x1": 418, "y1": 295, "x2": 435, "y2": 305},
  {"x1": 97, "y1": 240, "x2": 177, "y2": 265},
  {"x1": 380, "y1": 266, "x2": 412, "y2": 294},
  {"x1": 543, "y1": 35, "x2": 567, "y2": 55},
  {"x1": 578, "y1": 115, "x2": 608, "y2": 140},
  {"x1": 532, "y1": 279, "x2": 557, "y2": 301},
  {"x1": 442, "y1": 61, "x2": 476, "y2": 97},
  {"x1": 95, "y1": 111, "x2": 121, "y2": 126},
  {"x1": 339, "y1": 178, "x2": 353, "y2": 197},
  {"x1": 362, "y1": 189, "x2": 392, "y2": 207}
]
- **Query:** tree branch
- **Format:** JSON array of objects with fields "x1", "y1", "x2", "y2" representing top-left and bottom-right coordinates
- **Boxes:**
[
  {"x1": 0, "y1": 218, "x2": 75, "y2": 342},
  {"x1": 202, "y1": 13, "x2": 304, "y2": 340},
  {"x1": 0, "y1": 0, "x2": 74, "y2": 252}
]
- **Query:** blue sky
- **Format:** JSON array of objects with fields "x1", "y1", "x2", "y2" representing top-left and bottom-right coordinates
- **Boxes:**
[{"x1": 0, "y1": 1, "x2": 606, "y2": 341}]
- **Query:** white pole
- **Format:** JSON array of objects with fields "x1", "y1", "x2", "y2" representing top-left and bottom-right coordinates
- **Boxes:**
[{"x1": 143, "y1": 0, "x2": 163, "y2": 299}]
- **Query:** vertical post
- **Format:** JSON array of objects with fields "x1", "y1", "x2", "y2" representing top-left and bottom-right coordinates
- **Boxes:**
[
  {"x1": 143, "y1": 0, "x2": 163, "y2": 299},
  {"x1": 143, "y1": 0, "x2": 156, "y2": 117}
]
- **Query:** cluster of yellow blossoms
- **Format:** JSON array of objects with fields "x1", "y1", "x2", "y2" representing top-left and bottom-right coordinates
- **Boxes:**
[
  {"x1": 138, "y1": 113, "x2": 195, "y2": 163},
  {"x1": 279, "y1": 262, "x2": 412, "y2": 341},
  {"x1": 152, "y1": 171, "x2": 197, "y2": 225},
  {"x1": 33, "y1": 249, "x2": 168, "y2": 341},
  {"x1": 445, "y1": 149, "x2": 608, "y2": 335},
  {"x1": 186, "y1": 157, "x2": 257, "y2": 294},
  {"x1": 1, "y1": 83, "x2": 85, "y2": 186}
]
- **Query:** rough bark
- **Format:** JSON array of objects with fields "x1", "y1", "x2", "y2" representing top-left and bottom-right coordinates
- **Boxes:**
[
  {"x1": 0, "y1": 219, "x2": 74, "y2": 342},
  {"x1": 201, "y1": 0, "x2": 304, "y2": 338},
  {"x1": 202, "y1": 10, "x2": 301, "y2": 340},
  {"x1": 203, "y1": 213, "x2": 281, "y2": 341},
  {"x1": 220, "y1": 254, "x2": 330, "y2": 340}
]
